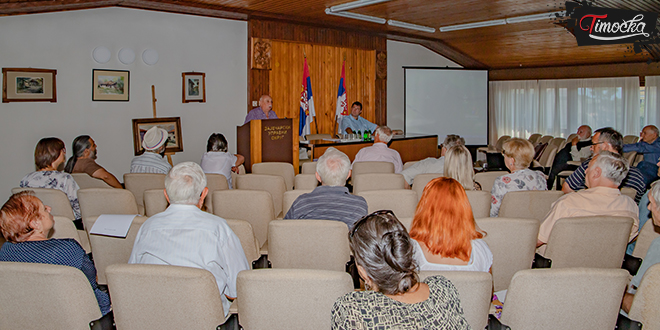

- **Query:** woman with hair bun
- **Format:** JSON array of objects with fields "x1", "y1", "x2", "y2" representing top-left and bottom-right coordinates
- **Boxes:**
[
  {"x1": 200, "y1": 133, "x2": 244, "y2": 189},
  {"x1": 331, "y1": 210, "x2": 470, "y2": 330}
]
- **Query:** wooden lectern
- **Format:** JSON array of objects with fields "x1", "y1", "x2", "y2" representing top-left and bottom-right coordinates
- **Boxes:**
[{"x1": 237, "y1": 118, "x2": 299, "y2": 173}]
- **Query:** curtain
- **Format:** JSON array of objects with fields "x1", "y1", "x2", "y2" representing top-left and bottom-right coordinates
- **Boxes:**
[
  {"x1": 490, "y1": 77, "x2": 641, "y2": 144},
  {"x1": 644, "y1": 76, "x2": 660, "y2": 126}
]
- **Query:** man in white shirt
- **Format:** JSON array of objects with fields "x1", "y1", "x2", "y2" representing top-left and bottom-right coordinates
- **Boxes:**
[
  {"x1": 547, "y1": 125, "x2": 592, "y2": 189},
  {"x1": 400, "y1": 134, "x2": 465, "y2": 188},
  {"x1": 352, "y1": 126, "x2": 403, "y2": 173},
  {"x1": 129, "y1": 162, "x2": 249, "y2": 316}
]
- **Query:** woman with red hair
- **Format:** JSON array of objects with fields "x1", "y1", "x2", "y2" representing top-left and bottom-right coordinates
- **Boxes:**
[{"x1": 409, "y1": 177, "x2": 493, "y2": 272}]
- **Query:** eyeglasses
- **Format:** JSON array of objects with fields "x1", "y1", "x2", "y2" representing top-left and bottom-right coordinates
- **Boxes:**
[
  {"x1": 592, "y1": 141, "x2": 605, "y2": 146},
  {"x1": 350, "y1": 210, "x2": 394, "y2": 238}
]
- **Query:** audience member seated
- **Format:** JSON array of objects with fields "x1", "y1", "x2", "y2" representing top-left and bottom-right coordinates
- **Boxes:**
[
  {"x1": 64, "y1": 135, "x2": 122, "y2": 188},
  {"x1": 409, "y1": 177, "x2": 492, "y2": 272},
  {"x1": 331, "y1": 210, "x2": 470, "y2": 330},
  {"x1": 0, "y1": 192, "x2": 110, "y2": 315},
  {"x1": 128, "y1": 162, "x2": 249, "y2": 316},
  {"x1": 19, "y1": 137, "x2": 82, "y2": 222},
  {"x1": 200, "y1": 133, "x2": 244, "y2": 189},
  {"x1": 339, "y1": 101, "x2": 378, "y2": 135},
  {"x1": 490, "y1": 138, "x2": 547, "y2": 217},
  {"x1": 547, "y1": 125, "x2": 592, "y2": 189},
  {"x1": 130, "y1": 126, "x2": 172, "y2": 174},
  {"x1": 622, "y1": 180, "x2": 660, "y2": 313},
  {"x1": 444, "y1": 145, "x2": 481, "y2": 191},
  {"x1": 401, "y1": 134, "x2": 464, "y2": 188},
  {"x1": 563, "y1": 127, "x2": 645, "y2": 203},
  {"x1": 623, "y1": 125, "x2": 660, "y2": 188},
  {"x1": 537, "y1": 151, "x2": 639, "y2": 254},
  {"x1": 352, "y1": 126, "x2": 403, "y2": 173},
  {"x1": 284, "y1": 147, "x2": 367, "y2": 228},
  {"x1": 629, "y1": 164, "x2": 660, "y2": 254}
]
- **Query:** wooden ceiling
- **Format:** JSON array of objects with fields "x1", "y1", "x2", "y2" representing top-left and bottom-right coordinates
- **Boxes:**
[{"x1": 1, "y1": 0, "x2": 658, "y2": 69}]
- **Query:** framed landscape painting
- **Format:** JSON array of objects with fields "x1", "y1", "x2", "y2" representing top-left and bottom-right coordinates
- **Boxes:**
[
  {"x1": 182, "y1": 72, "x2": 206, "y2": 103},
  {"x1": 2, "y1": 68, "x2": 57, "y2": 103},
  {"x1": 93, "y1": 69, "x2": 129, "y2": 101},
  {"x1": 132, "y1": 117, "x2": 183, "y2": 155}
]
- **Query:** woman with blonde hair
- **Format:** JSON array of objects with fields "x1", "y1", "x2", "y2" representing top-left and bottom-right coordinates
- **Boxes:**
[
  {"x1": 444, "y1": 145, "x2": 481, "y2": 190},
  {"x1": 409, "y1": 177, "x2": 492, "y2": 272},
  {"x1": 489, "y1": 137, "x2": 547, "y2": 217}
]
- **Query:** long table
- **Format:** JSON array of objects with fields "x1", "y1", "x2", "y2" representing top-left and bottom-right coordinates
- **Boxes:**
[{"x1": 303, "y1": 134, "x2": 439, "y2": 163}]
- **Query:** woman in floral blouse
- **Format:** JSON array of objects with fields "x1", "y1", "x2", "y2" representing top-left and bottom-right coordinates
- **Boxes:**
[{"x1": 489, "y1": 138, "x2": 547, "y2": 217}]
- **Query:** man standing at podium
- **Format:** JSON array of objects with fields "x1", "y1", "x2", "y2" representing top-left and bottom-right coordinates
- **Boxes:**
[
  {"x1": 244, "y1": 94, "x2": 278, "y2": 124},
  {"x1": 340, "y1": 101, "x2": 377, "y2": 134}
]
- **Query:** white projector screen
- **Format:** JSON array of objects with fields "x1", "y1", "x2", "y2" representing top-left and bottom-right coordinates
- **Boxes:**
[{"x1": 404, "y1": 68, "x2": 488, "y2": 145}]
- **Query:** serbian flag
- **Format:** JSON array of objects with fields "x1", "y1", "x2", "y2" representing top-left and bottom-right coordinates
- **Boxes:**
[
  {"x1": 335, "y1": 61, "x2": 349, "y2": 134},
  {"x1": 299, "y1": 58, "x2": 316, "y2": 136}
]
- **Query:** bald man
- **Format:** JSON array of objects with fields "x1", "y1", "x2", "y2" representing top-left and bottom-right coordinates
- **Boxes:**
[
  {"x1": 624, "y1": 125, "x2": 660, "y2": 188},
  {"x1": 244, "y1": 95, "x2": 278, "y2": 124}
]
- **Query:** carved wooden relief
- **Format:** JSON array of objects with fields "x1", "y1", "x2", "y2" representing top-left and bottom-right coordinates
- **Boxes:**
[
  {"x1": 376, "y1": 51, "x2": 387, "y2": 79},
  {"x1": 251, "y1": 37, "x2": 272, "y2": 70}
]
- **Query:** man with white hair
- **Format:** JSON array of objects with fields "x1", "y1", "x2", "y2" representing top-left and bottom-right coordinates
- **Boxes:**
[
  {"x1": 352, "y1": 126, "x2": 403, "y2": 173},
  {"x1": 623, "y1": 125, "x2": 660, "y2": 187},
  {"x1": 243, "y1": 94, "x2": 278, "y2": 124},
  {"x1": 400, "y1": 134, "x2": 464, "y2": 187},
  {"x1": 537, "y1": 151, "x2": 639, "y2": 254},
  {"x1": 547, "y1": 125, "x2": 592, "y2": 189},
  {"x1": 130, "y1": 126, "x2": 172, "y2": 174},
  {"x1": 285, "y1": 148, "x2": 368, "y2": 228},
  {"x1": 129, "y1": 162, "x2": 249, "y2": 316}
]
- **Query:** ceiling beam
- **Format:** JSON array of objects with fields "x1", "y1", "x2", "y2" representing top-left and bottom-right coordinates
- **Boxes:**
[
  {"x1": 387, "y1": 33, "x2": 488, "y2": 69},
  {"x1": 0, "y1": 0, "x2": 119, "y2": 16},
  {"x1": 118, "y1": 0, "x2": 247, "y2": 20}
]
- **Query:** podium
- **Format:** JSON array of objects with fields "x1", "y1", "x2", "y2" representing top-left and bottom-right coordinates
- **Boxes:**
[{"x1": 237, "y1": 118, "x2": 299, "y2": 173}]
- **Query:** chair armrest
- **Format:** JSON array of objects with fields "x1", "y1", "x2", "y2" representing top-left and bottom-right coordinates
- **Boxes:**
[
  {"x1": 487, "y1": 314, "x2": 511, "y2": 330},
  {"x1": 89, "y1": 310, "x2": 115, "y2": 330},
  {"x1": 532, "y1": 253, "x2": 552, "y2": 268},
  {"x1": 616, "y1": 313, "x2": 643, "y2": 330},
  {"x1": 622, "y1": 254, "x2": 643, "y2": 276},
  {"x1": 252, "y1": 255, "x2": 271, "y2": 269}
]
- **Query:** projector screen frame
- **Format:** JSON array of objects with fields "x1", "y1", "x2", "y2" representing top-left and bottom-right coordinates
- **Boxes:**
[{"x1": 403, "y1": 66, "x2": 490, "y2": 149}]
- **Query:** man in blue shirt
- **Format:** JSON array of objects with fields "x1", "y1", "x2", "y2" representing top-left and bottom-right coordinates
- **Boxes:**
[
  {"x1": 624, "y1": 125, "x2": 660, "y2": 188},
  {"x1": 340, "y1": 101, "x2": 378, "y2": 134}
]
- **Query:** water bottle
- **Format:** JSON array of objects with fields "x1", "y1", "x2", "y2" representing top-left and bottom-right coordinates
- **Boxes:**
[
  {"x1": 357, "y1": 130, "x2": 361, "y2": 140},
  {"x1": 363, "y1": 130, "x2": 368, "y2": 141}
]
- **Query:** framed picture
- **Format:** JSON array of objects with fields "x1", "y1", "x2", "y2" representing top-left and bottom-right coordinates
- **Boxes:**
[
  {"x1": 2, "y1": 68, "x2": 57, "y2": 103},
  {"x1": 132, "y1": 117, "x2": 183, "y2": 155},
  {"x1": 93, "y1": 69, "x2": 130, "y2": 101},
  {"x1": 182, "y1": 72, "x2": 206, "y2": 103}
]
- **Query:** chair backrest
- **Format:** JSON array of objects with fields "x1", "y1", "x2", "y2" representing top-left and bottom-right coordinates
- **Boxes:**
[
  {"x1": 465, "y1": 190, "x2": 491, "y2": 218},
  {"x1": 351, "y1": 161, "x2": 395, "y2": 176},
  {"x1": 357, "y1": 190, "x2": 418, "y2": 218},
  {"x1": 305, "y1": 134, "x2": 332, "y2": 140},
  {"x1": 268, "y1": 220, "x2": 350, "y2": 271},
  {"x1": 301, "y1": 161, "x2": 317, "y2": 174},
  {"x1": 474, "y1": 171, "x2": 509, "y2": 192},
  {"x1": 499, "y1": 190, "x2": 564, "y2": 221},
  {"x1": 565, "y1": 133, "x2": 577, "y2": 144},
  {"x1": 283, "y1": 189, "x2": 313, "y2": 216},
  {"x1": 500, "y1": 268, "x2": 629, "y2": 330},
  {"x1": 398, "y1": 217, "x2": 413, "y2": 231},
  {"x1": 204, "y1": 173, "x2": 230, "y2": 214},
  {"x1": 624, "y1": 151, "x2": 638, "y2": 168},
  {"x1": 528, "y1": 133, "x2": 542, "y2": 145},
  {"x1": 237, "y1": 269, "x2": 353, "y2": 330},
  {"x1": 123, "y1": 173, "x2": 166, "y2": 214},
  {"x1": 83, "y1": 215, "x2": 148, "y2": 284},
  {"x1": 621, "y1": 187, "x2": 637, "y2": 201},
  {"x1": 538, "y1": 144, "x2": 558, "y2": 168},
  {"x1": 476, "y1": 217, "x2": 540, "y2": 292},
  {"x1": 418, "y1": 271, "x2": 492, "y2": 330},
  {"x1": 252, "y1": 162, "x2": 295, "y2": 191},
  {"x1": 629, "y1": 263, "x2": 660, "y2": 327},
  {"x1": 226, "y1": 219, "x2": 261, "y2": 265},
  {"x1": 294, "y1": 173, "x2": 319, "y2": 190},
  {"x1": 632, "y1": 220, "x2": 660, "y2": 258},
  {"x1": 0, "y1": 261, "x2": 103, "y2": 330},
  {"x1": 212, "y1": 190, "x2": 274, "y2": 248},
  {"x1": 12, "y1": 187, "x2": 75, "y2": 219},
  {"x1": 236, "y1": 174, "x2": 286, "y2": 217},
  {"x1": 230, "y1": 164, "x2": 246, "y2": 189},
  {"x1": 411, "y1": 173, "x2": 443, "y2": 201},
  {"x1": 624, "y1": 135, "x2": 640, "y2": 144},
  {"x1": 549, "y1": 137, "x2": 565, "y2": 149},
  {"x1": 143, "y1": 189, "x2": 168, "y2": 217},
  {"x1": 494, "y1": 135, "x2": 511, "y2": 150},
  {"x1": 71, "y1": 172, "x2": 113, "y2": 189},
  {"x1": 106, "y1": 264, "x2": 226, "y2": 330},
  {"x1": 403, "y1": 160, "x2": 418, "y2": 170},
  {"x1": 77, "y1": 188, "x2": 139, "y2": 223},
  {"x1": 352, "y1": 173, "x2": 405, "y2": 194},
  {"x1": 50, "y1": 215, "x2": 82, "y2": 245},
  {"x1": 545, "y1": 216, "x2": 632, "y2": 268},
  {"x1": 538, "y1": 135, "x2": 553, "y2": 145}
]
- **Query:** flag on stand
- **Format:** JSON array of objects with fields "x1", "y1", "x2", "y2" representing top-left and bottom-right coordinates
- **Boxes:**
[
  {"x1": 299, "y1": 58, "x2": 316, "y2": 136},
  {"x1": 335, "y1": 61, "x2": 349, "y2": 134}
]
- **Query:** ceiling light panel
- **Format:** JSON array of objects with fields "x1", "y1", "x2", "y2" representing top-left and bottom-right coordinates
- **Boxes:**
[{"x1": 325, "y1": 8, "x2": 386, "y2": 24}]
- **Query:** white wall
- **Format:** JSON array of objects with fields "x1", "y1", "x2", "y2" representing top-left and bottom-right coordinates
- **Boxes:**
[
  {"x1": 0, "y1": 8, "x2": 247, "y2": 203},
  {"x1": 386, "y1": 40, "x2": 461, "y2": 130}
]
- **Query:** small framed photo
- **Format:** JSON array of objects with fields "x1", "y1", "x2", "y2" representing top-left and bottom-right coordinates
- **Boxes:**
[
  {"x1": 132, "y1": 117, "x2": 183, "y2": 155},
  {"x1": 2, "y1": 68, "x2": 57, "y2": 103},
  {"x1": 93, "y1": 69, "x2": 130, "y2": 101},
  {"x1": 182, "y1": 72, "x2": 206, "y2": 103}
]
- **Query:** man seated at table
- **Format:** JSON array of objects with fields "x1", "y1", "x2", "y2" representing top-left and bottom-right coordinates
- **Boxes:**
[
  {"x1": 623, "y1": 125, "x2": 660, "y2": 188},
  {"x1": 244, "y1": 94, "x2": 278, "y2": 124},
  {"x1": 562, "y1": 127, "x2": 645, "y2": 204},
  {"x1": 353, "y1": 126, "x2": 403, "y2": 173},
  {"x1": 400, "y1": 134, "x2": 464, "y2": 188},
  {"x1": 340, "y1": 101, "x2": 377, "y2": 135},
  {"x1": 537, "y1": 151, "x2": 639, "y2": 254},
  {"x1": 129, "y1": 162, "x2": 249, "y2": 317},
  {"x1": 285, "y1": 148, "x2": 368, "y2": 228},
  {"x1": 64, "y1": 135, "x2": 122, "y2": 188}
]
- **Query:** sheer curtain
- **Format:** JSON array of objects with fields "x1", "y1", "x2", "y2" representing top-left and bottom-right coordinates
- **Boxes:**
[
  {"x1": 644, "y1": 76, "x2": 660, "y2": 126},
  {"x1": 490, "y1": 77, "x2": 640, "y2": 143}
]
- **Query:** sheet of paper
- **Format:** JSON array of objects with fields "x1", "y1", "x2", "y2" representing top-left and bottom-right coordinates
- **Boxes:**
[{"x1": 89, "y1": 214, "x2": 138, "y2": 238}]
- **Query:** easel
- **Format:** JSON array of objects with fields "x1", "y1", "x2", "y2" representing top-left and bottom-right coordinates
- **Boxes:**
[{"x1": 151, "y1": 85, "x2": 174, "y2": 166}]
